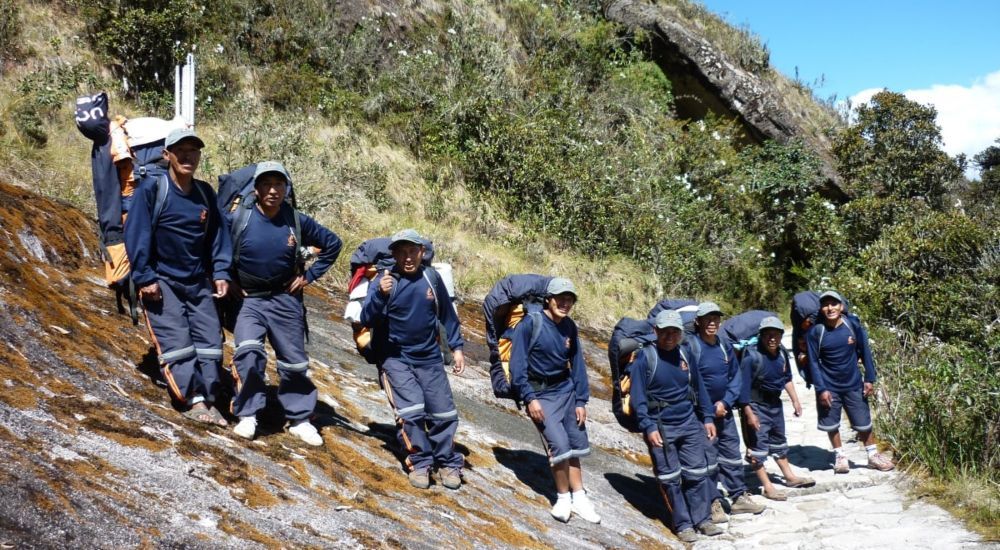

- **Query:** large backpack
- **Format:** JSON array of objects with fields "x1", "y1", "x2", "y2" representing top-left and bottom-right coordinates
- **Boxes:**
[
  {"x1": 790, "y1": 291, "x2": 851, "y2": 383},
  {"x1": 743, "y1": 344, "x2": 792, "y2": 402},
  {"x1": 608, "y1": 317, "x2": 656, "y2": 432},
  {"x1": 343, "y1": 237, "x2": 437, "y2": 364},
  {"x1": 483, "y1": 274, "x2": 554, "y2": 401},
  {"x1": 720, "y1": 309, "x2": 778, "y2": 360},
  {"x1": 75, "y1": 92, "x2": 190, "y2": 324},
  {"x1": 646, "y1": 298, "x2": 700, "y2": 335}
]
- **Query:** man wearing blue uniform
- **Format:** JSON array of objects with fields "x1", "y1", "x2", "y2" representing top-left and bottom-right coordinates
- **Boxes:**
[
  {"x1": 124, "y1": 128, "x2": 231, "y2": 426},
  {"x1": 509, "y1": 278, "x2": 600, "y2": 524},
  {"x1": 361, "y1": 229, "x2": 466, "y2": 490},
  {"x1": 806, "y1": 291, "x2": 893, "y2": 473},
  {"x1": 686, "y1": 302, "x2": 765, "y2": 522},
  {"x1": 741, "y1": 316, "x2": 815, "y2": 500},
  {"x1": 630, "y1": 310, "x2": 723, "y2": 543},
  {"x1": 228, "y1": 162, "x2": 343, "y2": 446}
]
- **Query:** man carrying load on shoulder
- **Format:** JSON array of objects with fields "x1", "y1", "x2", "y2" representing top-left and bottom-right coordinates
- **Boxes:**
[
  {"x1": 807, "y1": 291, "x2": 893, "y2": 473},
  {"x1": 509, "y1": 278, "x2": 600, "y2": 524},
  {"x1": 124, "y1": 128, "x2": 231, "y2": 427},
  {"x1": 227, "y1": 162, "x2": 342, "y2": 446},
  {"x1": 361, "y1": 229, "x2": 466, "y2": 490}
]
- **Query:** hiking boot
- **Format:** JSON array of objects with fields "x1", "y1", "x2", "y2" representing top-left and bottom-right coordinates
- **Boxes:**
[
  {"x1": 697, "y1": 521, "x2": 724, "y2": 537},
  {"x1": 288, "y1": 420, "x2": 323, "y2": 447},
  {"x1": 408, "y1": 469, "x2": 431, "y2": 489},
  {"x1": 440, "y1": 468, "x2": 462, "y2": 490},
  {"x1": 550, "y1": 497, "x2": 572, "y2": 522},
  {"x1": 867, "y1": 452, "x2": 895, "y2": 471},
  {"x1": 834, "y1": 454, "x2": 850, "y2": 474},
  {"x1": 710, "y1": 499, "x2": 728, "y2": 524},
  {"x1": 786, "y1": 476, "x2": 816, "y2": 488},
  {"x1": 233, "y1": 416, "x2": 257, "y2": 440},
  {"x1": 730, "y1": 493, "x2": 765, "y2": 515},
  {"x1": 571, "y1": 492, "x2": 601, "y2": 524},
  {"x1": 676, "y1": 528, "x2": 699, "y2": 543}
]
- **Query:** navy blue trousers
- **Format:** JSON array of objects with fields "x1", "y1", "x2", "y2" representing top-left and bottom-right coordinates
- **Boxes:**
[
  {"x1": 646, "y1": 414, "x2": 714, "y2": 532},
  {"x1": 382, "y1": 356, "x2": 462, "y2": 471},
  {"x1": 231, "y1": 293, "x2": 316, "y2": 421},
  {"x1": 706, "y1": 413, "x2": 748, "y2": 500}
]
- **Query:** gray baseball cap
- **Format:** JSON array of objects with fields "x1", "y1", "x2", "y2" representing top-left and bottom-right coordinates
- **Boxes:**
[
  {"x1": 758, "y1": 316, "x2": 785, "y2": 333},
  {"x1": 546, "y1": 277, "x2": 577, "y2": 298},
  {"x1": 819, "y1": 290, "x2": 844, "y2": 303},
  {"x1": 696, "y1": 301, "x2": 723, "y2": 317},
  {"x1": 389, "y1": 228, "x2": 425, "y2": 249},
  {"x1": 253, "y1": 161, "x2": 290, "y2": 183},
  {"x1": 164, "y1": 127, "x2": 204, "y2": 150},
  {"x1": 654, "y1": 309, "x2": 684, "y2": 330}
]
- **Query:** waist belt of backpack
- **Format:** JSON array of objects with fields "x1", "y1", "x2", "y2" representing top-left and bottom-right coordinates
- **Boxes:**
[
  {"x1": 527, "y1": 371, "x2": 571, "y2": 393},
  {"x1": 648, "y1": 387, "x2": 697, "y2": 410},
  {"x1": 750, "y1": 387, "x2": 781, "y2": 403},
  {"x1": 238, "y1": 269, "x2": 293, "y2": 298}
]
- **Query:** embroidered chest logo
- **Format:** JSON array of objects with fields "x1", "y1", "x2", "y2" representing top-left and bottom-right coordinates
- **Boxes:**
[
  {"x1": 426, "y1": 287, "x2": 435, "y2": 300},
  {"x1": 680, "y1": 360, "x2": 689, "y2": 372},
  {"x1": 848, "y1": 336, "x2": 856, "y2": 345},
  {"x1": 564, "y1": 337, "x2": 571, "y2": 350},
  {"x1": 199, "y1": 208, "x2": 208, "y2": 224},
  {"x1": 287, "y1": 233, "x2": 297, "y2": 248}
]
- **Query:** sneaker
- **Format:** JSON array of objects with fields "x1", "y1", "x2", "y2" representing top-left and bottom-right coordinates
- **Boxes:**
[
  {"x1": 730, "y1": 493, "x2": 765, "y2": 515},
  {"x1": 867, "y1": 452, "x2": 895, "y2": 471},
  {"x1": 408, "y1": 469, "x2": 431, "y2": 489},
  {"x1": 571, "y1": 492, "x2": 601, "y2": 524},
  {"x1": 550, "y1": 497, "x2": 572, "y2": 522},
  {"x1": 834, "y1": 454, "x2": 850, "y2": 474},
  {"x1": 697, "y1": 521, "x2": 724, "y2": 537},
  {"x1": 233, "y1": 416, "x2": 257, "y2": 440},
  {"x1": 440, "y1": 468, "x2": 462, "y2": 490},
  {"x1": 676, "y1": 528, "x2": 699, "y2": 543},
  {"x1": 710, "y1": 499, "x2": 728, "y2": 524},
  {"x1": 288, "y1": 420, "x2": 323, "y2": 447}
]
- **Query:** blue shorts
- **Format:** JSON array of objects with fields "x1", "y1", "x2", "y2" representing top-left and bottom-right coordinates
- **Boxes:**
[
  {"x1": 748, "y1": 397, "x2": 787, "y2": 460},
  {"x1": 816, "y1": 388, "x2": 872, "y2": 433},
  {"x1": 532, "y1": 383, "x2": 590, "y2": 465}
]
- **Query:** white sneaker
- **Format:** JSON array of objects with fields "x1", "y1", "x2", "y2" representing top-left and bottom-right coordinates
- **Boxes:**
[
  {"x1": 550, "y1": 496, "x2": 572, "y2": 522},
  {"x1": 571, "y1": 492, "x2": 601, "y2": 524},
  {"x1": 233, "y1": 416, "x2": 257, "y2": 440},
  {"x1": 288, "y1": 420, "x2": 323, "y2": 446}
]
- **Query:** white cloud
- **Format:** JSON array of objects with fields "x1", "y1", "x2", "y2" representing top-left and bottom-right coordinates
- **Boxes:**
[{"x1": 849, "y1": 71, "x2": 1000, "y2": 178}]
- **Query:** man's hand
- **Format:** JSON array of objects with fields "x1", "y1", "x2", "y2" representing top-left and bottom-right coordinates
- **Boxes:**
[
  {"x1": 379, "y1": 269, "x2": 394, "y2": 296},
  {"x1": 819, "y1": 390, "x2": 833, "y2": 409},
  {"x1": 287, "y1": 274, "x2": 308, "y2": 294},
  {"x1": 526, "y1": 399, "x2": 545, "y2": 424},
  {"x1": 139, "y1": 282, "x2": 162, "y2": 302},
  {"x1": 451, "y1": 349, "x2": 465, "y2": 374},
  {"x1": 714, "y1": 400, "x2": 727, "y2": 418},
  {"x1": 863, "y1": 382, "x2": 874, "y2": 397},
  {"x1": 213, "y1": 279, "x2": 229, "y2": 299},
  {"x1": 744, "y1": 407, "x2": 760, "y2": 431},
  {"x1": 575, "y1": 406, "x2": 587, "y2": 426},
  {"x1": 705, "y1": 422, "x2": 717, "y2": 440},
  {"x1": 647, "y1": 429, "x2": 663, "y2": 448},
  {"x1": 792, "y1": 400, "x2": 803, "y2": 417}
]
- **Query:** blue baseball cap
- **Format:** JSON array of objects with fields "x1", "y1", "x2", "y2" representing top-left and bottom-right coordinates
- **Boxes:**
[
  {"x1": 253, "y1": 161, "x2": 290, "y2": 183},
  {"x1": 654, "y1": 309, "x2": 684, "y2": 330},
  {"x1": 389, "y1": 228, "x2": 425, "y2": 249},
  {"x1": 758, "y1": 316, "x2": 785, "y2": 333},
  {"x1": 819, "y1": 290, "x2": 844, "y2": 304},
  {"x1": 164, "y1": 127, "x2": 204, "y2": 150},
  {"x1": 546, "y1": 277, "x2": 577, "y2": 298}
]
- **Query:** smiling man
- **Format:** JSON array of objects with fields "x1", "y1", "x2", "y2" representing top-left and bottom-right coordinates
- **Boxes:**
[
  {"x1": 361, "y1": 229, "x2": 466, "y2": 490},
  {"x1": 227, "y1": 161, "x2": 342, "y2": 446},
  {"x1": 509, "y1": 278, "x2": 599, "y2": 524},
  {"x1": 124, "y1": 128, "x2": 231, "y2": 427}
]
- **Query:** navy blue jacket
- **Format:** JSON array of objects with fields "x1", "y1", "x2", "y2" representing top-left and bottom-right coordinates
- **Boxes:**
[
  {"x1": 124, "y1": 174, "x2": 231, "y2": 287},
  {"x1": 806, "y1": 316, "x2": 876, "y2": 393},
  {"x1": 740, "y1": 347, "x2": 792, "y2": 403},
  {"x1": 361, "y1": 266, "x2": 464, "y2": 366},
  {"x1": 229, "y1": 204, "x2": 342, "y2": 285},
  {"x1": 509, "y1": 313, "x2": 589, "y2": 406},
  {"x1": 687, "y1": 335, "x2": 742, "y2": 409},
  {"x1": 629, "y1": 345, "x2": 713, "y2": 435}
]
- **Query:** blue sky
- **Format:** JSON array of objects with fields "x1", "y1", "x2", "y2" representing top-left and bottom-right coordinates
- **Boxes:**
[{"x1": 698, "y1": 0, "x2": 1000, "y2": 167}]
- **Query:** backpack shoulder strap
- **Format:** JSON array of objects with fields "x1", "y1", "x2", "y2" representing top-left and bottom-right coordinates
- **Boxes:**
[
  {"x1": 748, "y1": 348, "x2": 765, "y2": 386},
  {"x1": 642, "y1": 345, "x2": 658, "y2": 385},
  {"x1": 527, "y1": 311, "x2": 544, "y2": 352},
  {"x1": 421, "y1": 265, "x2": 443, "y2": 319},
  {"x1": 231, "y1": 199, "x2": 255, "y2": 267},
  {"x1": 686, "y1": 337, "x2": 702, "y2": 370},
  {"x1": 151, "y1": 174, "x2": 170, "y2": 233}
]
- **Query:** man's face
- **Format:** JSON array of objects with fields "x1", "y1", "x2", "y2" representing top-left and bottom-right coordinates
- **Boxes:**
[
  {"x1": 820, "y1": 298, "x2": 843, "y2": 322},
  {"x1": 655, "y1": 327, "x2": 683, "y2": 351},
  {"x1": 546, "y1": 293, "x2": 576, "y2": 321},
  {"x1": 391, "y1": 243, "x2": 424, "y2": 274},
  {"x1": 760, "y1": 328, "x2": 782, "y2": 353},
  {"x1": 697, "y1": 313, "x2": 721, "y2": 338},
  {"x1": 163, "y1": 140, "x2": 202, "y2": 177},
  {"x1": 254, "y1": 174, "x2": 287, "y2": 210}
]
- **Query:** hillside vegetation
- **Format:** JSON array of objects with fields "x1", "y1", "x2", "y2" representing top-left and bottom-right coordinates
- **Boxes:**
[{"x1": 0, "y1": 0, "x2": 997, "y2": 536}]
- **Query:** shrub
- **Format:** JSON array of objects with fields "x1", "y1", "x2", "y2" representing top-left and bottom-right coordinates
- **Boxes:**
[{"x1": 0, "y1": 0, "x2": 21, "y2": 69}]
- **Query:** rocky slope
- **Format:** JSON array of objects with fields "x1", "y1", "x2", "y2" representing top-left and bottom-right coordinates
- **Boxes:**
[{"x1": 0, "y1": 181, "x2": 987, "y2": 548}]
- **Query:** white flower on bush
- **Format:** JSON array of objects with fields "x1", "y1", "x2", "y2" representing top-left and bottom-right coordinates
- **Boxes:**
[{"x1": 447, "y1": 28, "x2": 457, "y2": 35}]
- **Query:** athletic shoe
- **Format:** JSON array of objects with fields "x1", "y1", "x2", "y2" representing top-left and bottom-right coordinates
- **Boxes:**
[
  {"x1": 697, "y1": 521, "x2": 724, "y2": 536},
  {"x1": 233, "y1": 416, "x2": 257, "y2": 440},
  {"x1": 867, "y1": 453, "x2": 895, "y2": 471},
  {"x1": 730, "y1": 493, "x2": 765, "y2": 515},
  {"x1": 834, "y1": 454, "x2": 850, "y2": 474},
  {"x1": 571, "y1": 492, "x2": 601, "y2": 524},
  {"x1": 408, "y1": 469, "x2": 430, "y2": 489},
  {"x1": 676, "y1": 528, "x2": 699, "y2": 543},
  {"x1": 710, "y1": 499, "x2": 728, "y2": 523},
  {"x1": 550, "y1": 497, "x2": 572, "y2": 522},
  {"x1": 440, "y1": 468, "x2": 462, "y2": 490},
  {"x1": 288, "y1": 420, "x2": 323, "y2": 446}
]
